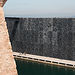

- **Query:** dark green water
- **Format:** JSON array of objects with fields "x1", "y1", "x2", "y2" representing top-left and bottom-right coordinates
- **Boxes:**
[{"x1": 15, "y1": 59, "x2": 75, "y2": 75}]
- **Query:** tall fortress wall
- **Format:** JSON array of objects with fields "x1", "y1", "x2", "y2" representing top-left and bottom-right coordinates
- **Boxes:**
[
  {"x1": 6, "y1": 17, "x2": 75, "y2": 61},
  {"x1": 0, "y1": 8, "x2": 17, "y2": 75}
]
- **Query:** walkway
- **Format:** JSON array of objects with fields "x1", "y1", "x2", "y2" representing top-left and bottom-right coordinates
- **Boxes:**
[{"x1": 13, "y1": 52, "x2": 75, "y2": 69}]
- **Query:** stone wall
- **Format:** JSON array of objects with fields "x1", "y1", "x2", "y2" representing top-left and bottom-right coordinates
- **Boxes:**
[
  {"x1": 0, "y1": 7, "x2": 17, "y2": 75},
  {"x1": 6, "y1": 17, "x2": 75, "y2": 61}
]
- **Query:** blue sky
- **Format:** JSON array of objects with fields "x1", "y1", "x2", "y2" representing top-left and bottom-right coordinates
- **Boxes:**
[{"x1": 4, "y1": 0, "x2": 75, "y2": 17}]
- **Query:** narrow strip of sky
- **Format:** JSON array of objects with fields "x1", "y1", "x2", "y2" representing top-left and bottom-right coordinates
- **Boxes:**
[{"x1": 4, "y1": 0, "x2": 75, "y2": 17}]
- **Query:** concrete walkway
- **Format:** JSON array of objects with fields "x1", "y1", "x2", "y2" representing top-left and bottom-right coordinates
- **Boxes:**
[{"x1": 13, "y1": 52, "x2": 75, "y2": 69}]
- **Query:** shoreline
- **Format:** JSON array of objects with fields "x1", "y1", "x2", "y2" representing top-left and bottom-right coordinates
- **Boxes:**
[{"x1": 13, "y1": 52, "x2": 75, "y2": 69}]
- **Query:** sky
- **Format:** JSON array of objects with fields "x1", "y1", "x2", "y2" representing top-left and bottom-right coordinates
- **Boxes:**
[{"x1": 4, "y1": 0, "x2": 75, "y2": 17}]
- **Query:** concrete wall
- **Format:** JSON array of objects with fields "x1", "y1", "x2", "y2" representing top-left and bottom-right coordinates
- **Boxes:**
[{"x1": 6, "y1": 17, "x2": 75, "y2": 61}]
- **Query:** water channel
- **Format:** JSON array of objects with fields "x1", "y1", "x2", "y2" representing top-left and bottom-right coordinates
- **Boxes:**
[{"x1": 15, "y1": 59, "x2": 75, "y2": 75}]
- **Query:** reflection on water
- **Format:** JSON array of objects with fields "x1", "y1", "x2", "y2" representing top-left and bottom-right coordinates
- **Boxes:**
[{"x1": 15, "y1": 59, "x2": 75, "y2": 75}]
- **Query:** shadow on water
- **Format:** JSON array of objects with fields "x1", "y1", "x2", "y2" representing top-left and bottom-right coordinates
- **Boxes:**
[{"x1": 15, "y1": 59, "x2": 75, "y2": 75}]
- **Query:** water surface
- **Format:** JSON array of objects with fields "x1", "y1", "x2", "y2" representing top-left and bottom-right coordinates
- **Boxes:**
[{"x1": 15, "y1": 59, "x2": 75, "y2": 75}]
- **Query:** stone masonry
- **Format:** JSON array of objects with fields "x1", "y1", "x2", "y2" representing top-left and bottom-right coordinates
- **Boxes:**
[
  {"x1": 6, "y1": 17, "x2": 75, "y2": 61},
  {"x1": 0, "y1": 3, "x2": 17, "y2": 75}
]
